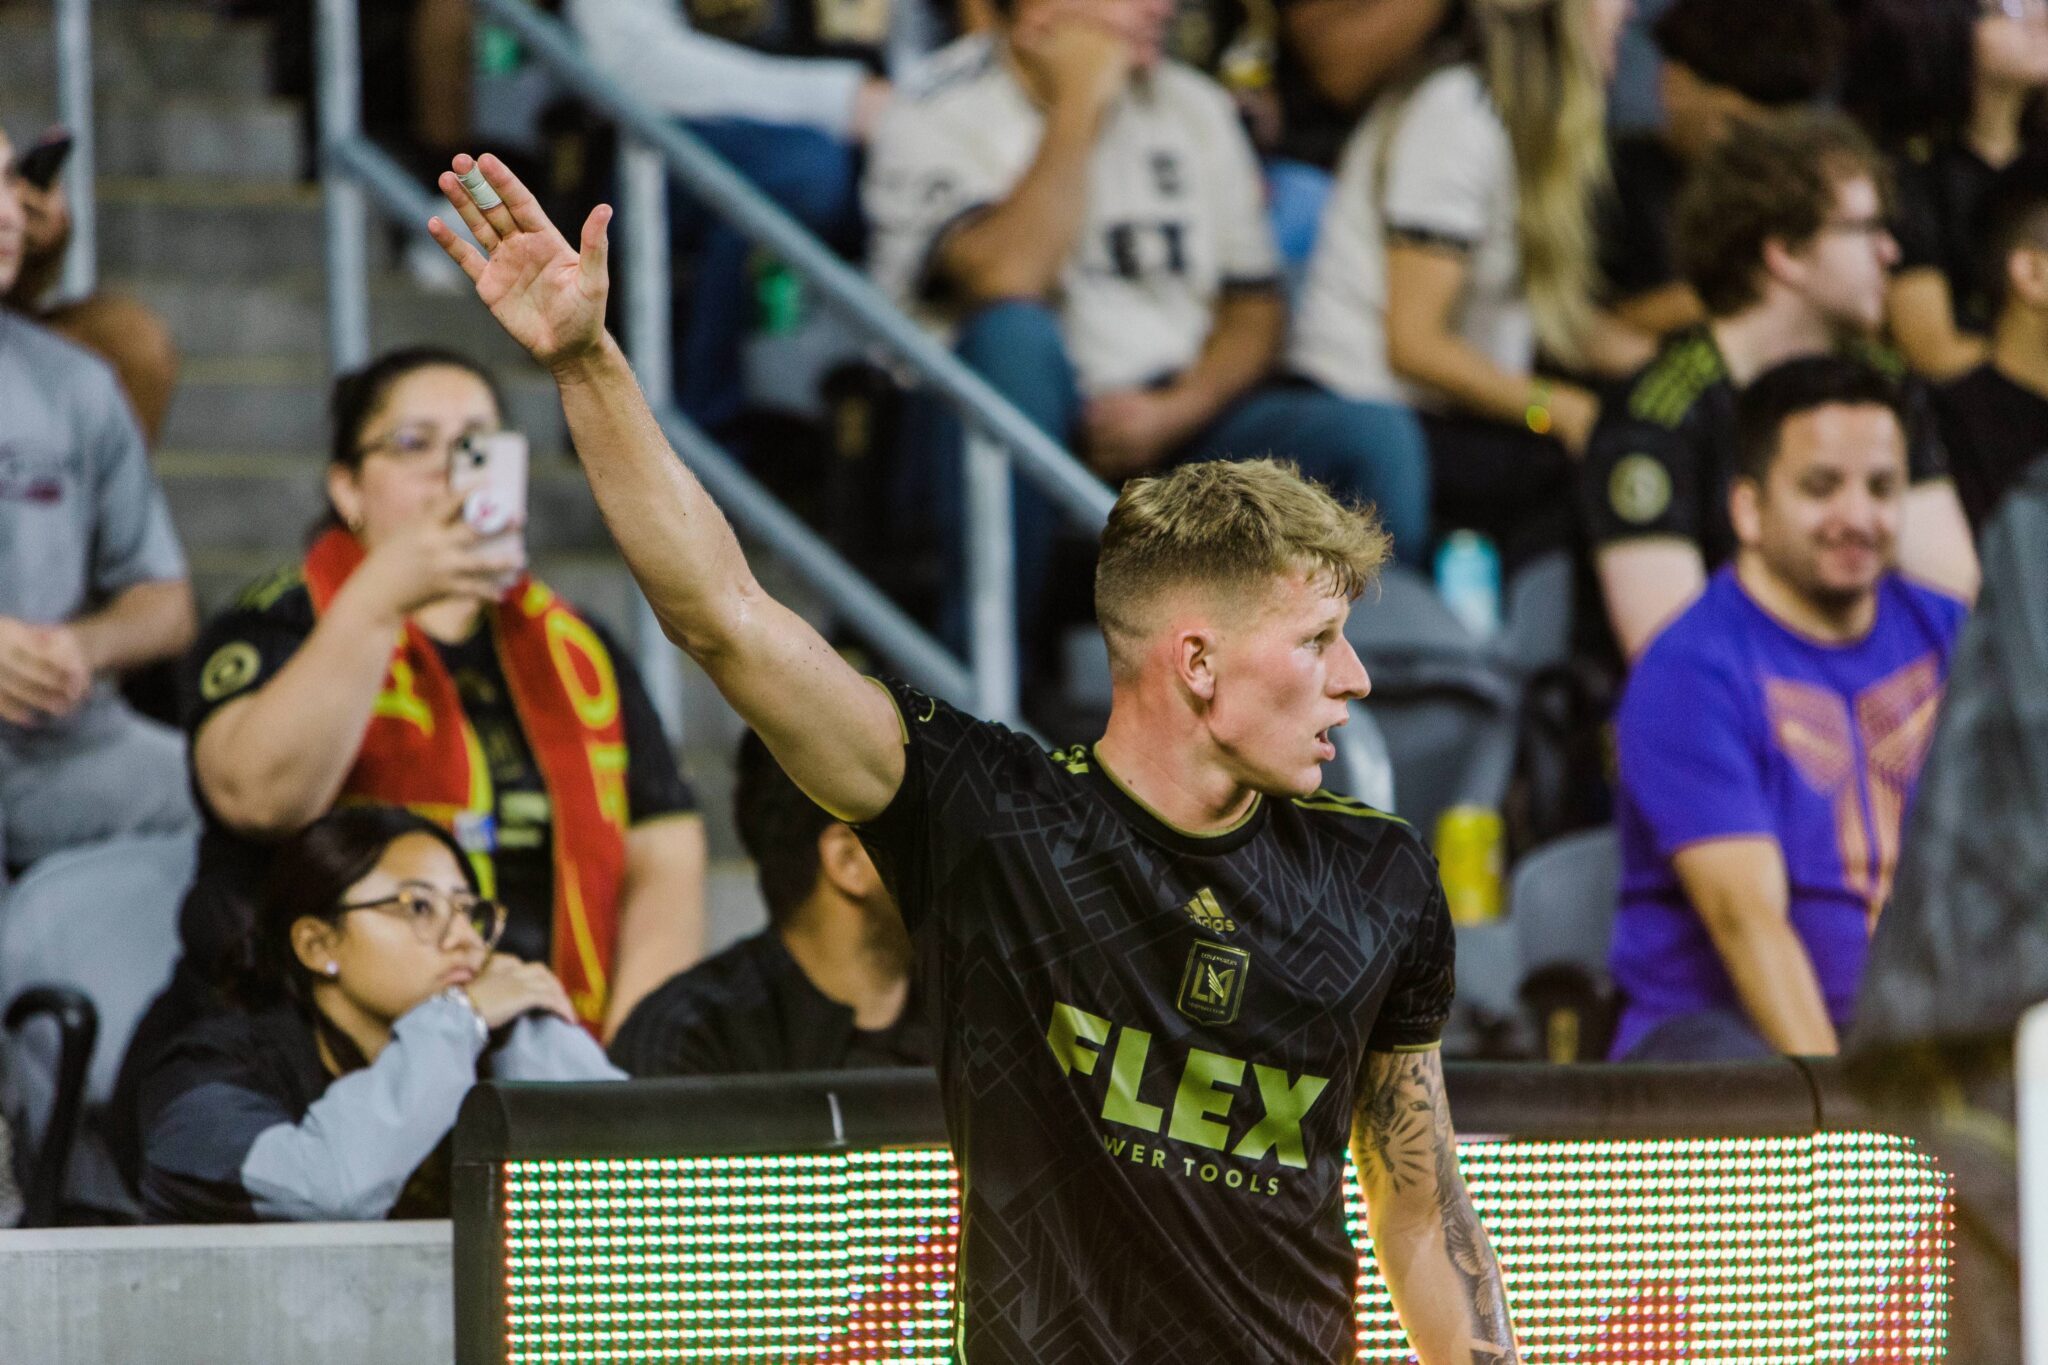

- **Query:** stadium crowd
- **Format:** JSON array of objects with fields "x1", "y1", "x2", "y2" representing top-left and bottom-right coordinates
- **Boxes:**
[{"x1": 1, "y1": 0, "x2": 2046, "y2": 1240}]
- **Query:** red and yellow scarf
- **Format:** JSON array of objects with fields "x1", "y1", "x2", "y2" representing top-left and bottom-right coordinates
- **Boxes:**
[{"x1": 304, "y1": 527, "x2": 628, "y2": 1029}]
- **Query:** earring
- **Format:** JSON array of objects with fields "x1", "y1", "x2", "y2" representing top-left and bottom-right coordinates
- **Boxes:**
[{"x1": 324, "y1": 962, "x2": 340, "y2": 978}]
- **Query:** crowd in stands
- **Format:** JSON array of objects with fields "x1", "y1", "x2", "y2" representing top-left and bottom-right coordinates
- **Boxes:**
[{"x1": 4, "y1": 0, "x2": 2048, "y2": 1224}]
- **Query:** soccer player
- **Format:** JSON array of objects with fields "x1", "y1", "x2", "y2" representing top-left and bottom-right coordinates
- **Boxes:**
[{"x1": 428, "y1": 153, "x2": 1517, "y2": 1364}]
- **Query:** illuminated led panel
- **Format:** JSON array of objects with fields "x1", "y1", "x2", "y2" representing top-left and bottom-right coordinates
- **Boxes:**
[{"x1": 496, "y1": 1134, "x2": 1949, "y2": 1363}]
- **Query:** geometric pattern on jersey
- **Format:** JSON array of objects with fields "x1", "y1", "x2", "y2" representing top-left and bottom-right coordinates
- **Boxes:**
[
  {"x1": 854, "y1": 680, "x2": 1454, "y2": 1363},
  {"x1": 1764, "y1": 654, "x2": 1945, "y2": 926}
]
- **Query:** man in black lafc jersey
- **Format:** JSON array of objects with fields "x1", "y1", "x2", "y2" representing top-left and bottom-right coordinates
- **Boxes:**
[{"x1": 429, "y1": 153, "x2": 1519, "y2": 1364}]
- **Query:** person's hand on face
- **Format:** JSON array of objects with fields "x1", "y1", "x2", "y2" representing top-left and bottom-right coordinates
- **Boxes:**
[
  {"x1": 14, "y1": 179, "x2": 70, "y2": 264},
  {"x1": 350, "y1": 487, "x2": 527, "y2": 622},
  {"x1": 462, "y1": 953, "x2": 577, "y2": 1030},
  {"x1": 1012, "y1": 0, "x2": 1135, "y2": 116},
  {"x1": 0, "y1": 616, "x2": 92, "y2": 726},
  {"x1": 428, "y1": 154, "x2": 613, "y2": 376},
  {"x1": 1082, "y1": 388, "x2": 1192, "y2": 480}
]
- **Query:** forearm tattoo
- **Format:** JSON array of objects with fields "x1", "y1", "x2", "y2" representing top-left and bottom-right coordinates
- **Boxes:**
[{"x1": 1356, "y1": 1050, "x2": 1519, "y2": 1365}]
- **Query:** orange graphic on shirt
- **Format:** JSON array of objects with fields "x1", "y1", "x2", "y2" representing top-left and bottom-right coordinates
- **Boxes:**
[{"x1": 1764, "y1": 655, "x2": 1944, "y2": 927}]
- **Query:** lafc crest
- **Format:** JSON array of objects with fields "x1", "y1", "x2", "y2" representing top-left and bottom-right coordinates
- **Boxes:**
[{"x1": 1178, "y1": 941, "x2": 1250, "y2": 1026}]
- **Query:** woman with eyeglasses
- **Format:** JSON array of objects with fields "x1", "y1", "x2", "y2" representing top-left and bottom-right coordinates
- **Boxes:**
[
  {"x1": 137, "y1": 806, "x2": 622, "y2": 1223},
  {"x1": 110, "y1": 347, "x2": 704, "y2": 1186},
  {"x1": 1842, "y1": 0, "x2": 2048, "y2": 378}
]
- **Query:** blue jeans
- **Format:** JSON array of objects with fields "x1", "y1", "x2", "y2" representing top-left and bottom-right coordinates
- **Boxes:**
[
  {"x1": 922, "y1": 301, "x2": 1431, "y2": 681},
  {"x1": 671, "y1": 119, "x2": 863, "y2": 433}
]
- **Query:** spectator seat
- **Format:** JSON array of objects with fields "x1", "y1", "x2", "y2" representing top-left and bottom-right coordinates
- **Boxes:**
[
  {"x1": 1507, "y1": 826, "x2": 1621, "y2": 1062},
  {"x1": 0, "y1": 833, "x2": 194, "y2": 1222}
]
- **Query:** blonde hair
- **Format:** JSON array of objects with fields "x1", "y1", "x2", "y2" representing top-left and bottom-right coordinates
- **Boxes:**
[
  {"x1": 1376, "y1": 0, "x2": 1610, "y2": 367},
  {"x1": 1094, "y1": 460, "x2": 1391, "y2": 677},
  {"x1": 1475, "y1": 0, "x2": 1610, "y2": 368}
]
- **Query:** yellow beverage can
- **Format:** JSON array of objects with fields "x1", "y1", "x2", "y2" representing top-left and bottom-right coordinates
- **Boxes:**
[{"x1": 1434, "y1": 804, "x2": 1505, "y2": 925}]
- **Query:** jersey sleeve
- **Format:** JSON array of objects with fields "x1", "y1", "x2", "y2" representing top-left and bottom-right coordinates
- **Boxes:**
[
  {"x1": 1378, "y1": 72, "x2": 1504, "y2": 250},
  {"x1": 589, "y1": 617, "x2": 698, "y2": 824},
  {"x1": 1364, "y1": 860, "x2": 1455, "y2": 1053},
  {"x1": 1615, "y1": 643, "x2": 1772, "y2": 856},
  {"x1": 864, "y1": 94, "x2": 1011, "y2": 313},
  {"x1": 1580, "y1": 403, "x2": 1704, "y2": 548},
  {"x1": 853, "y1": 677, "x2": 1039, "y2": 936},
  {"x1": 180, "y1": 581, "x2": 316, "y2": 740}
]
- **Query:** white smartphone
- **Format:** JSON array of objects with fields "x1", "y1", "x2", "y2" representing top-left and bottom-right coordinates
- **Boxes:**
[{"x1": 449, "y1": 433, "x2": 529, "y2": 580}]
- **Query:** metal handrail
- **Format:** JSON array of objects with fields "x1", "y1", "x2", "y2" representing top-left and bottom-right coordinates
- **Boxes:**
[{"x1": 54, "y1": 0, "x2": 96, "y2": 299}]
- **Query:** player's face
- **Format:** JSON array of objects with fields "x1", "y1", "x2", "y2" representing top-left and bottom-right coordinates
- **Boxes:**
[
  {"x1": 329, "y1": 364, "x2": 508, "y2": 552},
  {"x1": 1792, "y1": 175, "x2": 1899, "y2": 336},
  {"x1": 1205, "y1": 570, "x2": 1371, "y2": 798},
  {"x1": 304, "y1": 833, "x2": 493, "y2": 1027},
  {"x1": 1738, "y1": 402, "x2": 1905, "y2": 613},
  {"x1": 0, "y1": 133, "x2": 25, "y2": 297}
]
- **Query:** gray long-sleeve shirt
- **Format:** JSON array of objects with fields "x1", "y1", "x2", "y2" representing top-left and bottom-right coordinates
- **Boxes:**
[{"x1": 140, "y1": 995, "x2": 622, "y2": 1223}]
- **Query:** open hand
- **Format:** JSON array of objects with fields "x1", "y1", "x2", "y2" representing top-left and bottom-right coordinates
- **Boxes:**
[{"x1": 427, "y1": 154, "x2": 612, "y2": 376}]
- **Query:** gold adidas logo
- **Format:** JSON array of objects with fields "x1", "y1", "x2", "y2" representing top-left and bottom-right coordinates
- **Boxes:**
[{"x1": 1182, "y1": 887, "x2": 1236, "y2": 935}]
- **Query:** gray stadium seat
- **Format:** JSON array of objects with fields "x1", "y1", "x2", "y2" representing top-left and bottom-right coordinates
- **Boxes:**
[
  {"x1": 0, "y1": 834, "x2": 194, "y2": 1221},
  {"x1": 1507, "y1": 827, "x2": 1621, "y2": 1061},
  {"x1": 1345, "y1": 566, "x2": 1520, "y2": 837}
]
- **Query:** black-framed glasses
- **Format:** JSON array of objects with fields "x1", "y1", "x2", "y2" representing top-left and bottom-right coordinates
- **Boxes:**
[{"x1": 337, "y1": 884, "x2": 508, "y2": 949}]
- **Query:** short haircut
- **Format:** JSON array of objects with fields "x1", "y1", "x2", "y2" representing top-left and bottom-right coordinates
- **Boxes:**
[
  {"x1": 1734, "y1": 355, "x2": 1910, "y2": 484},
  {"x1": 1093, "y1": 459, "x2": 1391, "y2": 677},
  {"x1": 1675, "y1": 111, "x2": 1889, "y2": 318},
  {"x1": 1653, "y1": 0, "x2": 1839, "y2": 107},
  {"x1": 1979, "y1": 150, "x2": 2048, "y2": 317},
  {"x1": 733, "y1": 729, "x2": 839, "y2": 930}
]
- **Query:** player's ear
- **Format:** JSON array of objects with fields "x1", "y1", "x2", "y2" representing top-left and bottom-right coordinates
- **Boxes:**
[{"x1": 1176, "y1": 628, "x2": 1218, "y2": 704}]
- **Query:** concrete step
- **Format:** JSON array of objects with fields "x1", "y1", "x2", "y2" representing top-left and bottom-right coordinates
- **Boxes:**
[
  {"x1": 0, "y1": 8, "x2": 271, "y2": 103},
  {"x1": 0, "y1": 97, "x2": 302, "y2": 182},
  {"x1": 116, "y1": 274, "x2": 536, "y2": 368},
  {"x1": 160, "y1": 358, "x2": 567, "y2": 452},
  {"x1": 97, "y1": 178, "x2": 363, "y2": 283},
  {"x1": 157, "y1": 449, "x2": 610, "y2": 559}
]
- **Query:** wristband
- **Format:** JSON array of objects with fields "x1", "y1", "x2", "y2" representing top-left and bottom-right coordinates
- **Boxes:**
[
  {"x1": 441, "y1": 985, "x2": 490, "y2": 1044},
  {"x1": 1524, "y1": 379, "x2": 1555, "y2": 437}
]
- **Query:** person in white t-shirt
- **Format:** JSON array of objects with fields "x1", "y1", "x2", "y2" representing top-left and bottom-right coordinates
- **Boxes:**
[
  {"x1": 1290, "y1": 0, "x2": 1646, "y2": 570},
  {"x1": 866, "y1": 0, "x2": 1430, "y2": 682}
]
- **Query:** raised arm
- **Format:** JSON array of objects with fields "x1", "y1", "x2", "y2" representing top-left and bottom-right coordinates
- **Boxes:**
[
  {"x1": 1353, "y1": 1047, "x2": 1519, "y2": 1365},
  {"x1": 426, "y1": 155, "x2": 904, "y2": 823}
]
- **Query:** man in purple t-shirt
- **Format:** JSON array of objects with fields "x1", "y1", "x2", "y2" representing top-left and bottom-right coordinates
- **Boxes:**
[{"x1": 1610, "y1": 356, "x2": 1968, "y2": 1061}]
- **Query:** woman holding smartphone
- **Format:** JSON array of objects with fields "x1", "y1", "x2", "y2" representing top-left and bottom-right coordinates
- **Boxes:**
[
  {"x1": 113, "y1": 347, "x2": 704, "y2": 1180},
  {"x1": 138, "y1": 806, "x2": 623, "y2": 1223}
]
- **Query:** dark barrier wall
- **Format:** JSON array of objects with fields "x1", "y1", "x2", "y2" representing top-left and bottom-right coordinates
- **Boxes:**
[{"x1": 453, "y1": 1062, "x2": 1952, "y2": 1363}]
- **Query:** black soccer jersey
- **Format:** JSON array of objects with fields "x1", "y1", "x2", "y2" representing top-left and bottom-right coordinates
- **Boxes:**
[
  {"x1": 1583, "y1": 328, "x2": 1950, "y2": 564},
  {"x1": 854, "y1": 680, "x2": 1455, "y2": 1365}
]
